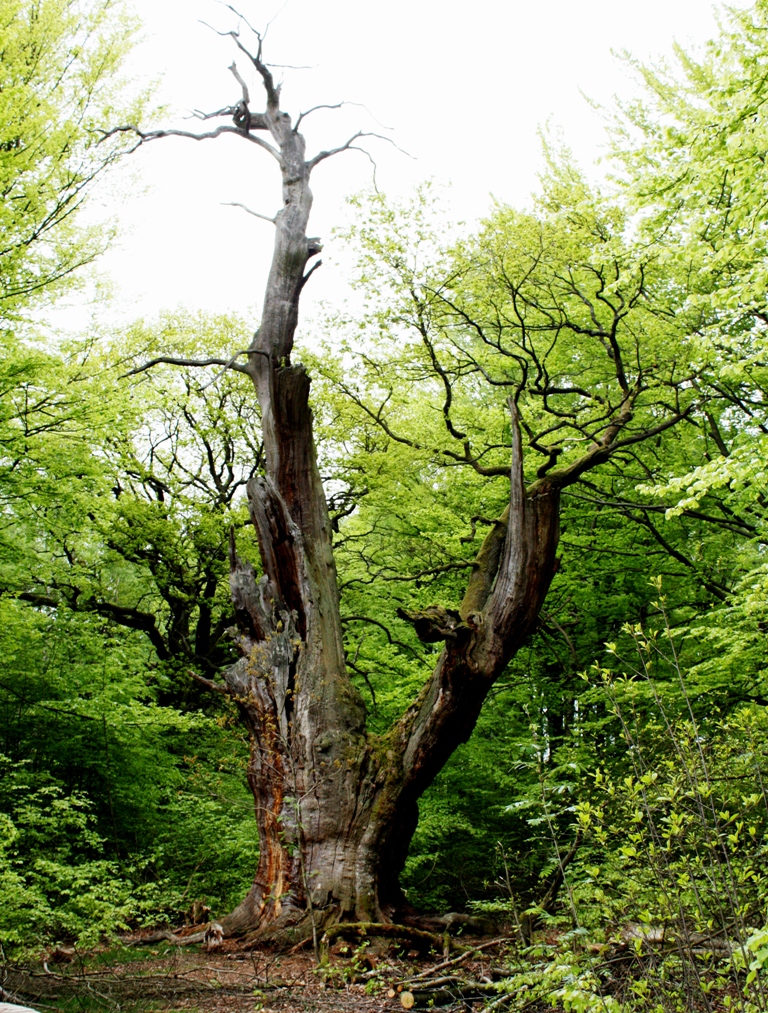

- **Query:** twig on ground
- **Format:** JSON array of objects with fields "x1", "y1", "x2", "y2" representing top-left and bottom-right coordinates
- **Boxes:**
[{"x1": 396, "y1": 935, "x2": 513, "y2": 984}]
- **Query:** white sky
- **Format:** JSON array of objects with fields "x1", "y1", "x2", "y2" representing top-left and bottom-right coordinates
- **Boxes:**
[{"x1": 73, "y1": 0, "x2": 733, "y2": 331}]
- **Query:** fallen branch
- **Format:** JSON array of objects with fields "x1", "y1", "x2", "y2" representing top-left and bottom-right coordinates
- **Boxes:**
[
  {"x1": 396, "y1": 935, "x2": 513, "y2": 984},
  {"x1": 121, "y1": 928, "x2": 206, "y2": 946},
  {"x1": 620, "y1": 924, "x2": 736, "y2": 955},
  {"x1": 286, "y1": 936, "x2": 314, "y2": 954},
  {"x1": 320, "y1": 923, "x2": 442, "y2": 964}
]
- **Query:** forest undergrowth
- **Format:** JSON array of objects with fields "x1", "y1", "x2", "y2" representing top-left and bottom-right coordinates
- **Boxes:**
[{"x1": 4, "y1": 608, "x2": 768, "y2": 1013}]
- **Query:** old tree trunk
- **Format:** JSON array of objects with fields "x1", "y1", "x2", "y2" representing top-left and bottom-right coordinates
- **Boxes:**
[
  {"x1": 215, "y1": 54, "x2": 564, "y2": 936},
  {"x1": 119, "y1": 29, "x2": 685, "y2": 939}
]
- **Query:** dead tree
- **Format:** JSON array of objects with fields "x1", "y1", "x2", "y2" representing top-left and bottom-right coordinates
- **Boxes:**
[{"x1": 108, "y1": 20, "x2": 692, "y2": 938}]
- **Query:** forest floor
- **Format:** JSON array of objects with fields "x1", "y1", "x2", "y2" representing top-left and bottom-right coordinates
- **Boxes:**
[
  {"x1": 3, "y1": 932, "x2": 745, "y2": 1013},
  {"x1": 2, "y1": 935, "x2": 513, "y2": 1013}
]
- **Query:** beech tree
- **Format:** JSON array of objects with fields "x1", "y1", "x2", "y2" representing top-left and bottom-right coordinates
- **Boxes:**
[{"x1": 110, "y1": 23, "x2": 704, "y2": 938}]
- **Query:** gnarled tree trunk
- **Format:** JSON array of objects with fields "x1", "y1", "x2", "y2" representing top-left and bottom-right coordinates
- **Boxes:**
[
  {"x1": 185, "y1": 42, "x2": 565, "y2": 938},
  {"x1": 118, "y1": 27, "x2": 680, "y2": 939},
  {"x1": 221, "y1": 399, "x2": 560, "y2": 936}
]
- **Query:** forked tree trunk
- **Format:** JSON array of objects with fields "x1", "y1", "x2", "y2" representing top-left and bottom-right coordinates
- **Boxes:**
[
  {"x1": 222, "y1": 437, "x2": 560, "y2": 936},
  {"x1": 197, "y1": 39, "x2": 567, "y2": 938},
  {"x1": 106, "y1": 13, "x2": 694, "y2": 939}
]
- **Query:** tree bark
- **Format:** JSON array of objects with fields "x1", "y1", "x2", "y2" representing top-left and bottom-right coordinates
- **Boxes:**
[{"x1": 221, "y1": 325, "x2": 560, "y2": 934}]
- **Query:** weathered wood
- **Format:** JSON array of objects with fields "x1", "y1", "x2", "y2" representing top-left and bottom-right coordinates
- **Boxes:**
[
  {"x1": 401, "y1": 984, "x2": 502, "y2": 1008},
  {"x1": 210, "y1": 32, "x2": 568, "y2": 937},
  {"x1": 164, "y1": 28, "x2": 656, "y2": 939}
]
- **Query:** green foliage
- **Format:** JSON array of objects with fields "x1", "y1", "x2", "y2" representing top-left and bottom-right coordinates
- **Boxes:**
[
  {"x1": 572, "y1": 696, "x2": 768, "y2": 938},
  {"x1": 470, "y1": 609, "x2": 768, "y2": 1011},
  {"x1": 0, "y1": 0, "x2": 145, "y2": 314},
  {"x1": 0, "y1": 0, "x2": 266, "y2": 962},
  {"x1": 0, "y1": 594, "x2": 259, "y2": 955},
  {"x1": 489, "y1": 939, "x2": 623, "y2": 1013},
  {"x1": 0, "y1": 755, "x2": 167, "y2": 951},
  {"x1": 0, "y1": 318, "x2": 263, "y2": 955}
]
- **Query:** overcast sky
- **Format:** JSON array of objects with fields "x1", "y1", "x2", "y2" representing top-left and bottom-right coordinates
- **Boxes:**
[{"x1": 74, "y1": 0, "x2": 735, "y2": 330}]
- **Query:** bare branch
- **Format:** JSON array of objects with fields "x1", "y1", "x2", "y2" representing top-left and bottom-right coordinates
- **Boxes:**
[
  {"x1": 294, "y1": 100, "x2": 394, "y2": 134},
  {"x1": 262, "y1": 0, "x2": 289, "y2": 35},
  {"x1": 190, "y1": 105, "x2": 235, "y2": 121},
  {"x1": 294, "y1": 102, "x2": 345, "y2": 132},
  {"x1": 213, "y1": 0, "x2": 266, "y2": 38},
  {"x1": 308, "y1": 131, "x2": 413, "y2": 170},
  {"x1": 223, "y1": 201, "x2": 275, "y2": 224},
  {"x1": 228, "y1": 61, "x2": 250, "y2": 104},
  {"x1": 351, "y1": 145, "x2": 382, "y2": 192},
  {"x1": 198, "y1": 18, "x2": 234, "y2": 38},
  {"x1": 200, "y1": 351, "x2": 262, "y2": 389},
  {"x1": 98, "y1": 124, "x2": 282, "y2": 161},
  {"x1": 297, "y1": 259, "x2": 322, "y2": 293},
  {"x1": 228, "y1": 30, "x2": 280, "y2": 110},
  {"x1": 121, "y1": 354, "x2": 255, "y2": 379}
]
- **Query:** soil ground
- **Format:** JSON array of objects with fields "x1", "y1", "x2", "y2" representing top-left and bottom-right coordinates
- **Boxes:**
[{"x1": 2, "y1": 936, "x2": 505, "y2": 1013}]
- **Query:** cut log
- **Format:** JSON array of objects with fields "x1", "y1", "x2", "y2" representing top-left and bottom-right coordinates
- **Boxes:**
[{"x1": 401, "y1": 983, "x2": 501, "y2": 1007}]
